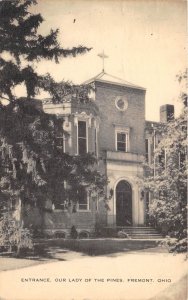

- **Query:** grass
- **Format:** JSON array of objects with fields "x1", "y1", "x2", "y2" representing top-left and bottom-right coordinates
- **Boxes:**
[
  {"x1": 0, "y1": 238, "x2": 168, "y2": 272},
  {"x1": 0, "y1": 255, "x2": 55, "y2": 272},
  {"x1": 35, "y1": 237, "x2": 165, "y2": 256}
]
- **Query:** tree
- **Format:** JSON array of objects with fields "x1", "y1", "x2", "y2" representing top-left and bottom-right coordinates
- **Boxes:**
[
  {"x1": 0, "y1": 0, "x2": 106, "y2": 250},
  {"x1": 0, "y1": 0, "x2": 91, "y2": 102},
  {"x1": 142, "y1": 70, "x2": 187, "y2": 252}
]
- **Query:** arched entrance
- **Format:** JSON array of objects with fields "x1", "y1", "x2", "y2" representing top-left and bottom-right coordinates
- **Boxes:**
[{"x1": 116, "y1": 180, "x2": 132, "y2": 226}]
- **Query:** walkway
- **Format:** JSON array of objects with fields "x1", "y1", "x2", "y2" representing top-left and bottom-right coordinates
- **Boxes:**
[{"x1": 0, "y1": 250, "x2": 187, "y2": 300}]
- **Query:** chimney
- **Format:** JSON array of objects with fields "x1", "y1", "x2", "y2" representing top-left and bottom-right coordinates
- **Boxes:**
[{"x1": 160, "y1": 104, "x2": 174, "y2": 123}]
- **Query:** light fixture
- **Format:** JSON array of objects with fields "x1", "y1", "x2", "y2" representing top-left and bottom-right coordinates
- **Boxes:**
[{"x1": 109, "y1": 188, "x2": 113, "y2": 198}]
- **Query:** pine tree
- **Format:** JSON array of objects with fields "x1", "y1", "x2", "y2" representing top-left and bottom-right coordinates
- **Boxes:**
[
  {"x1": 0, "y1": 0, "x2": 91, "y2": 102},
  {"x1": 0, "y1": 0, "x2": 106, "y2": 249}
]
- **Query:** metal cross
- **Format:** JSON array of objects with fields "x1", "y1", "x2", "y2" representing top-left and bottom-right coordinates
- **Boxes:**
[{"x1": 97, "y1": 50, "x2": 108, "y2": 72}]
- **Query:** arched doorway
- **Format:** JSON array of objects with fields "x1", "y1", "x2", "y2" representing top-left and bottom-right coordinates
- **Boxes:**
[{"x1": 116, "y1": 180, "x2": 132, "y2": 226}]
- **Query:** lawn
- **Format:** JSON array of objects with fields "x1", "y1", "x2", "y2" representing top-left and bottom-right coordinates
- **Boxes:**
[{"x1": 0, "y1": 238, "x2": 167, "y2": 272}]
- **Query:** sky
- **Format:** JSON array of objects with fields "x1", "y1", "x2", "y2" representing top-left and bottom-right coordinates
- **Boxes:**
[{"x1": 30, "y1": 0, "x2": 186, "y2": 121}]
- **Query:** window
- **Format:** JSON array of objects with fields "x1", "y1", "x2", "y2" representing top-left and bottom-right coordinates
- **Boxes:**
[
  {"x1": 116, "y1": 132, "x2": 128, "y2": 152},
  {"x1": 179, "y1": 149, "x2": 186, "y2": 169},
  {"x1": 145, "y1": 139, "x2": 149, "y2": 162},
  {"x1": 145, "y1": 139, "x2": 150, "y2": 163},
  {"x1": 115, "y1": 127, "x2": 130, "y2": 152},
  {"x1": 55, "y1": 136, "x2": 64, "y2": 151},
  {"x1": 55, "y1": 133, "x2": 65, "y2": 152},
  {"x1": 115, "y1": 97, "x2": 128, "y2": 111},
  {"x1": 78, "y1": 121, "x2": 87, "y2": 154},
  {"x1": 78, "y1": 188, "x2": 89, "y2": 210},
  {"x1": 94, "y1": 128, "x2": 98, "y2": 156},
  {"x1": 54, "y1": 201, "x2": 67, "y2": 211},
  {"x1": 158, "y1": 149, "x2": 166, "y2": 169}
]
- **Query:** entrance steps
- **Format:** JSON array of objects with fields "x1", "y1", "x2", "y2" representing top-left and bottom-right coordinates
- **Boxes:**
[{"x1": 103, "y1": 226, "x2": 163, "y2": 239}]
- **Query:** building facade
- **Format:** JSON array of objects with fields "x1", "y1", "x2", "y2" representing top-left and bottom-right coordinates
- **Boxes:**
[{"x1": 24, "y1": 71, "x2": 174, "y2": 236}]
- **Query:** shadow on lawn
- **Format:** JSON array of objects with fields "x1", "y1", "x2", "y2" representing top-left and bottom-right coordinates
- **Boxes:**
[
  {"x1": 23, "y1": 244, "x2": 87, "y2": 261},
  {"x1": 0, "y1": 245, "x2": 71, "y2": 262},
  {"x1": 32, "y1": 238, "x2": 165, "y2": 259},
  {"x1": 0, "y1": 238, "x2": 165, "y2": 261}
]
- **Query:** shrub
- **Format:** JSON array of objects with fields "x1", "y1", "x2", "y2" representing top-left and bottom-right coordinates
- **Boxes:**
[
  {"x1": 0, "y1": 212, "x2": 33, "y2": 255},
  {"x1": 161, "y1": 236, "x2": 187, "y2": 253},
  {"x1": 70, "y1": 225, "x2": 78, "y2": 239},
  {"x1": 79, "y1": 231, "x2": 90, "y2": 239}
]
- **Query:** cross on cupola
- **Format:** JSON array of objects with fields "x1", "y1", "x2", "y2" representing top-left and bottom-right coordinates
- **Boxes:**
[{"x1": 97, "y1": 51, "x2": 108, "y2": 72}]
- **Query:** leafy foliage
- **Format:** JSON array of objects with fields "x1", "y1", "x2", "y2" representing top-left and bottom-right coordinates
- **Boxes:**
[
  {"x1": 0, "y1": 212, "x2": 33, "y2": 254},
  {"x1": 0, "y1": 0, "x2": 91, "y2": 102},
  {"x1": 0, "y1": 0, "x2": 106, "y2": 252},
  {"x1": 0, "y1": 99, "x2": 106, "y2": 213},
  {"x1": 142, "y1": 70, "x2": 187, "y2": 251},
  {"x1": 161, "y1": 236, "x2": 187, "y2": 253}
]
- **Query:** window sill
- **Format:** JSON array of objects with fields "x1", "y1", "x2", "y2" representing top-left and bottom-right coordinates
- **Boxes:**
[
  {"x1": 53, "y1": 209, "x2": 68, "y2": 212},
  {"x1": 52, "y1": 209, "x2": 92, "y2": 213}
]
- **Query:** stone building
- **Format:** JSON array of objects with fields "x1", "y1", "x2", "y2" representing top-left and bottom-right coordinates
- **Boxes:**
[{"x1": 30, "y1": 70, "x2": 173, "y2": 237}]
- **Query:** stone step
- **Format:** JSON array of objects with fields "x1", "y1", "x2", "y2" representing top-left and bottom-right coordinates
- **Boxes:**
[
  {"x1": 115, "y1": 226, "x2": 156, "y2": 229},
  {"x1": 102, "y1": 226, "x2": 163, "y2": 239},
  {"x1": 131, "y1": 236, "x2": 163, "y2": 239},
  {"x1": 106, "y1": 227, "x2": 158, "y2": 231},
  {"x1": 108, "y1": 226, "x2": 158, "y2": 229},
  {"x1": 121, "y1": 230, "x2": 159, "y2": 233},
  {"x1": 117, "y1": 228, "x2": 158, "y2": 231},
  {"x1": 124, "y1": 232, "x2": 161, "y2": 234},
  {"x1": 126, "y1": 233, "x2": 161, "y2": 236}
]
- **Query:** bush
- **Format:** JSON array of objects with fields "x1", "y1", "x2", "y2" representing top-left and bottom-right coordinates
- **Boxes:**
[
  {"x1": 161, "y1": 236, "x2": 187, "y2": 253},
  {"x1": 94, "y1": 223, "x2": 104, "y2": 237},
  {"x1": 70, "y1": 225, "x2": 78, "y2": 239},
  {"x1": 32, "y1": 228, "x2": 44, "y2": 238},
  {"x1": 169, "y1": 238, "x2": 187, "y2": 253},
  {"x1": 0, "y1": 212, "x2": 33, "y2": 255},
  {"x1": 79, "y1": 231, "x2": 90, "y2": 239}
]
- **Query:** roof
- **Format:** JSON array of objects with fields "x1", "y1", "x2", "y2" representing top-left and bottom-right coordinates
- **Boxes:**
[
  {"x1": 145, "y1": 120, "x2": 164, "y2": 131},
  {"x1": 83, "y1": 71, "x2": 146, "y2": 91}
]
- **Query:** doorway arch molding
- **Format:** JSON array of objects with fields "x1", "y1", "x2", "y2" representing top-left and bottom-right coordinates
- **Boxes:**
[{"x1": 113, "y1": 177, "x2": 135, "y2": 224}]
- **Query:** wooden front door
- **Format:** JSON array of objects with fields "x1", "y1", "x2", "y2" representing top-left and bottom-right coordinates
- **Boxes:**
[{"x1": 116, "y1": 181, "x2": 132, "y2": 226}]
